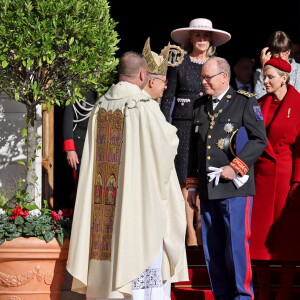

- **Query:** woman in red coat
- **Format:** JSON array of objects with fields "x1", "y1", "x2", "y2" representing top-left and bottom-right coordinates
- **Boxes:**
[{"x1": 250, "y1": 57, "x2": 300, "y2": 300}]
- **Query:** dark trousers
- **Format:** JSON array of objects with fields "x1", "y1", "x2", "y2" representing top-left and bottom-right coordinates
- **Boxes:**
[{"x1": 201, "y1": 196, "x2": 254, "y2": 300}]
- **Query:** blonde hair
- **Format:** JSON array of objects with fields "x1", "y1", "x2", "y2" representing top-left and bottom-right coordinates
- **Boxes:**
[{"x1": 264, "y1": 65, "x2": 290, "y2": 84}]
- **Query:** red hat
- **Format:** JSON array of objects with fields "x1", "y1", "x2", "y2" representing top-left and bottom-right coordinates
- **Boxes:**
[{"x1": 265, "y1": 57, "x2": 291, "y2": 73}]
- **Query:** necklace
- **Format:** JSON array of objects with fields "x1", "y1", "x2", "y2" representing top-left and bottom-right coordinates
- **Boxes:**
[
  {"x1": 207, "y1": 109, "x2": 223, "y2": 129},
  {"x1": 190, "y1": 56, "x2": 209, "y2": 65}
]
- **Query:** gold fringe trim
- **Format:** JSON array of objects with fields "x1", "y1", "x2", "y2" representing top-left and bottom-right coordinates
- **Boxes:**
[{"x1": 186, "y1": 177, "x2": 198, "y2": 189}]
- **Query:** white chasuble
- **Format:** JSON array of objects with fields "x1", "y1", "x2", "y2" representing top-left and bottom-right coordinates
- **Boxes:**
[{"x1": 66, "y1": 82, "x2": 188, "y2": 299}]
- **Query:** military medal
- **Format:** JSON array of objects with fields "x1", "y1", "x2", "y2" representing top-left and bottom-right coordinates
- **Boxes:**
[
  {"x1": 208, "y1": 109, "x2": 223, "y2": 129},
  {"x1": 224, "y1": 123, "x2": 234, "y2": 133},
  {"x1": 207, "y1": 94, "x2": 231, "y2": 129},
  {"x1": 216, "y1": 138, "x2": 225, "y2": 150}
]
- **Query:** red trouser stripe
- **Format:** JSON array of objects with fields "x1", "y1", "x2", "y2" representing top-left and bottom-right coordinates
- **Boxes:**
[
  {"x1": 244, "y1": 196, "x2": 254, "y2": 299},
  {"x1": 73, "y1": 169, "x2": 78, "y2": 188}
]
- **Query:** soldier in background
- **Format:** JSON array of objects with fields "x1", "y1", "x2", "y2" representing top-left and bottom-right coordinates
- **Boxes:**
[
  {"x1": 63, "y1": 90, "x2": 97, "y2": 181},
  {"x1": 230, "y1": 57, "x2": 255, "y2": 92}
]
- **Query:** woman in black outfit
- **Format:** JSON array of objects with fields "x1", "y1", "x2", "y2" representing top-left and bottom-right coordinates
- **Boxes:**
[{"x1": 160, "y1": 18, "x2": 231, "y2": 247}]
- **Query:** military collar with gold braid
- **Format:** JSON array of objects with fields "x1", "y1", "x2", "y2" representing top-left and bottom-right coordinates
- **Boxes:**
[{"x1": 207, "y1": 91, "x2": 232, "y2": 130}]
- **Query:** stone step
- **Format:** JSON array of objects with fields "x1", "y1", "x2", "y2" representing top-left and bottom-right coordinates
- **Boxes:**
[{"x1": 171, "y1": 286, "x2": 300, "y2": 300}]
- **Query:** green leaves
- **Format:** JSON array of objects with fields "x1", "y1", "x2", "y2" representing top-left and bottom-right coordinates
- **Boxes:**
[
  {"x1": 69, "y1": 37, "x2": 74, "y2": 46},
  {"x1": 57, "y1": 232, "x2": 64, "y2": 246},
  {"x1": 14, "y1": 216, "x2": 24, "y2": 225},
  {"x1": 5, "y1": 223, "x2": 16, "y2": 233},
  {"x1": 0, "y1": 176, "x2": 72, "y2": 245},
  {"x1": 15, "y1": 92, "x2": 19, "y2": 101},
  {"x1": 1, "y1": 60, "x2": 8, "y2": 68},
  {"x1": 0, "y1": 0, "x2": 118, "y2": 222},
  {"x1": 0, "y1": 209, "x2": 72, "y2": 245},
  {"x1": 22, "y1": 128, "x2": 27, "y2": 137},
  {"x1": 44, "y1": 231, "x2": 55, "y2": 242},
  {"x1": 0, "y1": 0, "x2": 119, "y2": 106}
]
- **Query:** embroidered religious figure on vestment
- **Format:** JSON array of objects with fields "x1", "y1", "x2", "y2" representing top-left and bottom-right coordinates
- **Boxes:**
[{"x1": 90, "y1": 108, "x2": 124, "y2": 260}]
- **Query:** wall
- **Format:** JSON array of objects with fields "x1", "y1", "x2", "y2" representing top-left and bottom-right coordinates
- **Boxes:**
[{"x1": 0, "y1": 92, "x2": 42, "y2": 206}]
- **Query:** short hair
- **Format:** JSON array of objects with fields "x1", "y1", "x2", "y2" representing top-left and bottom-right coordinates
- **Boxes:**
[
  {"x1": 142, "y1": 73, "x2": 164, "y2": 89},
  {"x1": 118, "y1": 51, "x2": 146, "y2": 78},
  {"x1": 264, "y1": 65, "x2": 291, "y2": 84},
  {"x1": 145, "y1": 73, "x2": 155, "y2": 83},
  {"x1": 267, "y1": 31, "x2": 292, "y2": 53},
  {"x1": 145, "y1": 72, "x2": 163, "y2": 81},
  {"x1": 208, "y1": 56, "x2": 231, "y2": 79}
]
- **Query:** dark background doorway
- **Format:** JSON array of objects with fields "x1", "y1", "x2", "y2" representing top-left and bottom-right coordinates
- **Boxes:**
[{"x1": 110, "y1": 1, "x2": 300, "y2": 67}]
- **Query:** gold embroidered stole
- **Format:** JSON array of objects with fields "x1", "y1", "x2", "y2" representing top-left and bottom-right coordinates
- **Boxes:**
[{"x1": 90, "y1": 108, "x2": 124, "y2": 260}]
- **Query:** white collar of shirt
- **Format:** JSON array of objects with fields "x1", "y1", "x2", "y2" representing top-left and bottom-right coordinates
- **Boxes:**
[
  {"x1": 212, "y1": 87, "x2": 229, "y2": 109},
  {"x1": 212, "y1": 86, "x2": 230, "y2": 102}
]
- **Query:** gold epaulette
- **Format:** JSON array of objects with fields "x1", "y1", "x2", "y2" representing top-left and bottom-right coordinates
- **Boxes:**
[{"x1": 237, "y1": 90, "x2": 256, "y2": 98}]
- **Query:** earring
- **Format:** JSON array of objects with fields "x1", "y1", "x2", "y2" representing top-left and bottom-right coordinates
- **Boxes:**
[{"x1": 281, "y1": 82, "x2": 285, "y2": 87}]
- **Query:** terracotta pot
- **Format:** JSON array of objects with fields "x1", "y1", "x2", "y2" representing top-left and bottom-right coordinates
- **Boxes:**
[{"x1": 0, "y1": 237, "x2": 69, "y2": 300}]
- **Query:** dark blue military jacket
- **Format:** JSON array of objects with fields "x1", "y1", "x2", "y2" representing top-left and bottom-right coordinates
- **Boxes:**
[
  {"x1": 187, "y1": 86, "x2": 267, "y2": 200},
  {"x1": 62, "y1": 90, "x2": 97, "y2": 162}
]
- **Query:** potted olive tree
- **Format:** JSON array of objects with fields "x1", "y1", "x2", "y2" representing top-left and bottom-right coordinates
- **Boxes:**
[{"x1": 0, "y1": 0, "x2": 119, "y2": 298}]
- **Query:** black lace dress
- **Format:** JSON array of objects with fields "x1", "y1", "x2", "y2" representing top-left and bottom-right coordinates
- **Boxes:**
[{"x1": 160, "y1": 54, "x2": 206, "y2": 184}]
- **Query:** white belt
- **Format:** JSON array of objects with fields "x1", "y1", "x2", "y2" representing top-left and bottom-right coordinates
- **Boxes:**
[{"x1": 177, "y1": 98, "x2": 191, "y2": 103}]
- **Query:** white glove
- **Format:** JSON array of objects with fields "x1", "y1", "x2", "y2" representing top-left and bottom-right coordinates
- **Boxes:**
[
  {"x1": 207, "y1": 166, "x2": 249, "y2": 188},
  {"x1": 207, "y1": 167, "x2": 223, "y2": 186},
  {"x1": 232, "y1": 174, "x2": 249, "y2": 188}
]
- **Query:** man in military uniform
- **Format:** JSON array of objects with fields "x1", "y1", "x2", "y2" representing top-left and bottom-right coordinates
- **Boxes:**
[
  {"x1": 187, "y1": 57, "x2": 267, "y2": 300},
  {"x1": 62, "y1": 90, "x2": 97, "y2": 208},
  {"x1": 63, "y1": 89, "x2": 97, "y2": 174}
]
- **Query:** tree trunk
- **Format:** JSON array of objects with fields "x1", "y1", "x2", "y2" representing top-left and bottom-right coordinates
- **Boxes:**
[
  {"x1": 42, "y1": 105, "x2": 54, "y2": 208},
  {"x1": 26, "y1": 104, "x2": 37, "y2": 203}
]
